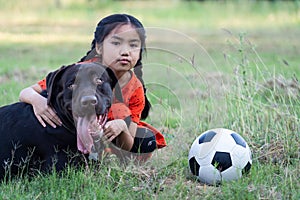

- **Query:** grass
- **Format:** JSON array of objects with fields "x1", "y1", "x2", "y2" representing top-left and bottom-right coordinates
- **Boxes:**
[{"x1": 0, "y1": 0, "x2": 299, "y2": 199}]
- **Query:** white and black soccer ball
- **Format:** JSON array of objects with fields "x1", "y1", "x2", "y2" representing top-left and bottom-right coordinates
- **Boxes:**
[{"x1": 188, "y1": 128, "x2": 252, "y2": 185}]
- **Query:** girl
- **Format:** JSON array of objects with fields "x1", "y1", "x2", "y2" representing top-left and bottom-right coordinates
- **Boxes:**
[{"x1": 19, "y1": 14, "x2": 166, "y2": 160}]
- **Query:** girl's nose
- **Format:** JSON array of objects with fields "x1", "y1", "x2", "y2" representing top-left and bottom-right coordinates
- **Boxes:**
[{"x1": 120, "y1": 45, "x2": 130, "y2": 56}]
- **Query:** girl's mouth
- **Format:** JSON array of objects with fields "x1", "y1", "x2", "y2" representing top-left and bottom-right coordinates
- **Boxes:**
[{"x1": 118, "y1": 58, "x2": 130, "y2": 65}]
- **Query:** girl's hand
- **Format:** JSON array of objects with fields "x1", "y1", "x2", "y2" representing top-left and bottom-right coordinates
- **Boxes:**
[
  {"x1": 32, "y1": 95, "x2": 62, "y2": 128},
  {"x1": 103, "y1": 119, "x2": 127, "y2": 142},
  {"x1": 19, "y1": 84, "x2": 62, "y2": 128}
]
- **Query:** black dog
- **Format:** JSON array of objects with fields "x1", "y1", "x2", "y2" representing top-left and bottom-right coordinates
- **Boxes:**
[{"x1": 0, "y1": 62, "x2": 118, "y2": 180}]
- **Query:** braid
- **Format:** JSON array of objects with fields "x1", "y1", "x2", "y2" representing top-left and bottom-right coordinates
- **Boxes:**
[{"x1": 134, "y1": 61, "x2": 151, "y2": 120}]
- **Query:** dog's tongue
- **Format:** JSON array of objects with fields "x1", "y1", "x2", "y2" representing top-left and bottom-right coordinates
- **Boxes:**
[{"x1": 77, "y1": 116, "x2": 97, "y2": 154}]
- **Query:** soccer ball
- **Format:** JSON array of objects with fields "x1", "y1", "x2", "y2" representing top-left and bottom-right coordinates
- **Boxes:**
[{"x1": 188, "y1": 128, "x2": 252, "y2": 185}]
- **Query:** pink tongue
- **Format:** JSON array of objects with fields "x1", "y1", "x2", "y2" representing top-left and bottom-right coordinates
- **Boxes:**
[{"x1": 77, "y1": 116, "x2": 97, "y2": 154}]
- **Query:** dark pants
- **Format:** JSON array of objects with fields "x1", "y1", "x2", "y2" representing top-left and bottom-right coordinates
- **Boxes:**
[{"x1": 130, "y1": 128, "x2": 157, "y2": 153}]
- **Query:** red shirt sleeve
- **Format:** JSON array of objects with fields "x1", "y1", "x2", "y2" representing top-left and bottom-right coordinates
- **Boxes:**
[{"x1": 38, "y1": 78, "x2": 47, "y2": 90}]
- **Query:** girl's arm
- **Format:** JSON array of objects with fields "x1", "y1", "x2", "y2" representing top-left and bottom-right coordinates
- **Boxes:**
[
  {"x1": 103, "y1": 84, "x2": 144, "y2": 151},
  {"x1": 103, "y1": 119, "x2": 137, "y2": 151},
  {"x1": 19, "y1": 84, "x2": 62, "y2": 128}
]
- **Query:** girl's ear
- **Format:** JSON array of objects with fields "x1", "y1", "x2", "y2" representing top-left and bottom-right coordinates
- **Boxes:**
[{"x1": 95, "y1": 43, "x2": 102, "y2": 55}]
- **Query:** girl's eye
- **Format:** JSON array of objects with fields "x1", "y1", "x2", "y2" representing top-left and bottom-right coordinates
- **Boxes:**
[
  {"x1": 95, "y1": 78, "x2": 103, "y2": 85},
  {"x1": 130, "y1": 43, "x2": 139, "y2": 48},
  {"x1": 111, "y1": 41, "x2": 120, "y2": 46}
]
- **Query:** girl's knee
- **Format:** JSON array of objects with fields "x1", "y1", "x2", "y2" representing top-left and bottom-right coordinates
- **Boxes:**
[{"x1": 130, "y1": 128, "x2": 157, "y2": 153}]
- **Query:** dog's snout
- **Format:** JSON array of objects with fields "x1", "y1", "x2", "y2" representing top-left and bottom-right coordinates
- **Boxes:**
[{"x1": 81, "y1": 95, "x2": 98, "y2": 107}]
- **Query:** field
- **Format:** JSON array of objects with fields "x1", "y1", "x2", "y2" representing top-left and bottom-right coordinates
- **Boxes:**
[{"x1": 0, "y1": 0, "x2": 299, "y2": 199}]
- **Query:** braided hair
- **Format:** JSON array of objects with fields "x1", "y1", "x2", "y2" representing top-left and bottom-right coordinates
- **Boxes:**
[{"x1": 79, "y1": 14, "x2": 151, "y2": 119}]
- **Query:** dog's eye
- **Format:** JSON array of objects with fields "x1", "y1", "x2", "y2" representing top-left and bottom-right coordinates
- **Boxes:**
[
  {"x1": 95, "y1": 78, "x2": 103, "y2": 85},
  {"x1": 68, "y1": 84, "x2": 77, "y2": 90}
]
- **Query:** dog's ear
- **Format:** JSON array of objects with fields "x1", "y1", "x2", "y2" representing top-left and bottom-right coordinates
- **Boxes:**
[
  {"x1": 105, "y1": 67, "x2": 123, "y2": 103},
  {"x1": 46, "y1": 64, "x2": 72, "y2": 105}
]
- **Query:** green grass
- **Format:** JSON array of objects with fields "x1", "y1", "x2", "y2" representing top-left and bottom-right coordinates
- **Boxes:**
[{"x1": 0, "y1": 0, "x2": 299, "y2": 199}]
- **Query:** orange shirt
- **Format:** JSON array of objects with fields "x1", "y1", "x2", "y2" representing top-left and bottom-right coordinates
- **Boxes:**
[{"x1": 118, "y1": 72, "x2": 144, "y2": 123}]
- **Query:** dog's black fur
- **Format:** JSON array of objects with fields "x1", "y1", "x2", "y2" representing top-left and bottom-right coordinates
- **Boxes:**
[{"x1": 0, "y1": 62, "x2": 117, "y2": 180}]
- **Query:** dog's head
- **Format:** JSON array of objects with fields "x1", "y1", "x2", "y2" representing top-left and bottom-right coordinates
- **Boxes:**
[{"x1": 46, "y1": 62, "x2": 119, "y2": 153}]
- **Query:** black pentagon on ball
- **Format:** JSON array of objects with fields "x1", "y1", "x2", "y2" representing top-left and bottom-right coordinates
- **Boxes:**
[
  {"x1": 211, "y1": 151, "x2": 232, "y2": 172},
  {"x1": 198, "y1": 131, "x2": 216, "y2": 144},
  {"x1": 242, "y1": 161, "x2": 252, "y2": 175},
  {"x1": 189, "y1": 156, "x2": 200, "y2": 176},
  {"x1": 230, "y1": 132, "x2": 246, "y2": 148}
]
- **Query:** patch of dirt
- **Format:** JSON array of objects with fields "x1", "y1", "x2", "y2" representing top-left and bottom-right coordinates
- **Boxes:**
[
  {"x1": 253, "y1": 139, "x2": 299, "y2": 165},
  {"x1": 260, "y1": 75, "x2": 300, "y2": 99},
  {"x1": 188, "y1": 72, "x2": 230, "y2": 100}
]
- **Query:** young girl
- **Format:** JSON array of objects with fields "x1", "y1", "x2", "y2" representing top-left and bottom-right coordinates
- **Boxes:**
[{"x1": 19, "y1": 14, "x2": 166, "y2": 160}]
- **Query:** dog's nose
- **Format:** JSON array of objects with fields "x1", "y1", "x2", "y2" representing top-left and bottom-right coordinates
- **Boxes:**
[{"x1": 81, "y1": 95, "x2": 98, "y2": 107}]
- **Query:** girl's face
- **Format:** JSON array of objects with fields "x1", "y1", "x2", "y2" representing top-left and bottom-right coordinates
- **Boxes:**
[{"x1": 97, "y1": 24, "x2": 142, "y2": 78}]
